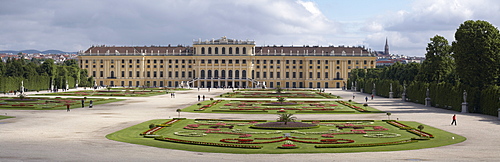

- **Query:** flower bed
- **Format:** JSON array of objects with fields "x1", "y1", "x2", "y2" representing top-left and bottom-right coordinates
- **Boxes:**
[{"x1": 158, "y1": 137, "x2": 263, "y2": 149}]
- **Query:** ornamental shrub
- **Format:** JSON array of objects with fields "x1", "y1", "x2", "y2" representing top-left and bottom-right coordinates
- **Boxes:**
[
  {"x1": 417, "y1": 125, "x2": 424, "y2": 131},
  {"x1": 149, "y1": 123, "x2": 156, "y2": 129}
]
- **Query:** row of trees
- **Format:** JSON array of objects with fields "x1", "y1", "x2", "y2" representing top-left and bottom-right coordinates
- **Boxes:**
[
  {"x1": 0, "y1": 57, "x2": 94, "y2": 93},
  {"x1": 349, "y1": 20, "x2": 500, "y2": 116}
]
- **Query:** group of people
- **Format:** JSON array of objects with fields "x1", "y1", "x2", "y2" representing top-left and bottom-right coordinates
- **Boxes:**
[
  {"x1": 353, "y1": 93, "x2": 375, "y2": 102},
  {"x1": 197, "y1": 95, "x2": 206, "y2": 101},
  {"x1": 67, "y1": 99, "x2": 92, "y2": 112}
]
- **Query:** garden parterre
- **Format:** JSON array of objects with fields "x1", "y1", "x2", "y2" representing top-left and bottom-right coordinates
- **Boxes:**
[
  {"x1": 0, "y1": 97, "x2": 123, "y2": 110},
  {"x1": 105, "y1": 118, "x2": 465, "y2": 153},
  {"x1": 220, "y1": 91, "x2": 340, "y2": 99},
  {"x1": 183, "y1": 100, "x2": 384, "y2": 114}
]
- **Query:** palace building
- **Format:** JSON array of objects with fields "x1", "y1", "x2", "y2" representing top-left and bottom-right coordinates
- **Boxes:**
[{"x1": 77, "y1": 36, "x2": 377, "y2": 89}]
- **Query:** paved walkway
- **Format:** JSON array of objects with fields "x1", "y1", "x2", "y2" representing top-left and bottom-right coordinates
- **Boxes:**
[{"x1": 0, "y1": 88, "x2": 499, "y2": 161}]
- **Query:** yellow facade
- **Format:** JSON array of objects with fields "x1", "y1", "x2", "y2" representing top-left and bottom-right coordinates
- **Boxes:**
[{"x1": 78, "y1": 37, "x2": 376, "y2": 88}]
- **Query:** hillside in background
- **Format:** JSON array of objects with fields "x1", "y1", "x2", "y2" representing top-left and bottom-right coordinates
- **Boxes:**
[{"x1": 0, "y1": 49, "x2": 76, "y2": 54}]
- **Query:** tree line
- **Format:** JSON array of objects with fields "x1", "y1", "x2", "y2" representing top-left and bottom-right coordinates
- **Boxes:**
[
  {"x1": 349, "y1": 20, "x2": 500, "y2": 116},
  {"x1": 0, "y1": 57, "x2": 94, "y2": 93}
]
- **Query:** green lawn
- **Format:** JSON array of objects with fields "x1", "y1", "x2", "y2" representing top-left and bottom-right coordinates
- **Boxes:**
[
  {"x1": 107, "y1": 119, "x2": 465, "y2": 154},
  {"x1": 0, "y1": 97, "x2": 124, "y2": 110},
  {"x1": 180, "y1": 100, "x2": 384, "y2": 114},
  {"x1": 35, "y1": 90, "x2": 167, "y2": 97},
  {"x1": 0, "y1": 115, "x2": 14, "y2": 120}
]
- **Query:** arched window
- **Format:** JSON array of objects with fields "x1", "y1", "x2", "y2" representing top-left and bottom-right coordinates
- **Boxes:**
[
  {"x1": 201, "y1": 47, "x2": 205, "y2": 54},
  {"x1": 222, "y1": 47, "x2": 226, "y2": 54},
  {"x1": 201, "y1": 70, "x2": 205, "y2": 78},
  {"x1": 235, "y1": 70, "x2": 240, "y2": 78},
  {"x1": 336, "y1": 72, "x2": 340, "y2": 79},
  {"x1": 236, "y1": 47, "x2": 240, "y2": 54},
  {"x1": 208, "y1": 47, "x2": 212, "y2": 54},
  {"x1": 242, "y1": 70, "x2": 247, "y2": 78},
  {"x1": 208, "y1": 70, "x2": 212, "y2": 78},
  {"x1": 214, "y1": 70, "x2": 219, "y2": 78},
  {"x1": 111, "y1": 71, "x2": 115, "y2": 77},
  {"x1": 221, "y1": 70, "x2": 226, "y2": 78},
  {"x1": 242, "y1": 47, "x2": 246, "y2": 54},
  {"x1": 229, "y1": 47, "x2": 233, "y2": 54},
  {"x1": 215, "y1": 47, "x2": 219, "y2": 54},
  {"x1": 228, "y1": 70, "x2": 233, "y2": 78}
]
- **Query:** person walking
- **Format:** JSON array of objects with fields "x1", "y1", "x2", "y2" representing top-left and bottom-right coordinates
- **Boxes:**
[
  {"x1": 198, "y1": 95, "x2": 200, "y2": 101},
  {"x1": 371, "y1": 94, "x2": 374, "y2": 100},
  {"x1": 66, "y1": 104, "x2": 70, "y2": 112},
  {"x1": 451, "y1": 114, "x2": 457, "y2": 125},
  {"x1": 89, "y1": 100, "x2": 93, "y2": 108},
  {"x1": 81, "y1": 99, "x2": 85, "y2": 108},
  {"x1": 202, "y1": 95, "x2": 205, "y2": 101},
  {"x1": 353, "y1": 93, "x2": 355, "y2": 99},
  {"x1": 365, "y1": 96, "x2": 368, "y2": 102}
]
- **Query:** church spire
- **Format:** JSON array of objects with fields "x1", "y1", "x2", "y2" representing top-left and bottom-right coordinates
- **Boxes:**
[{"x1": 384, "y1": 37, "x2": 389, "y2": 55}]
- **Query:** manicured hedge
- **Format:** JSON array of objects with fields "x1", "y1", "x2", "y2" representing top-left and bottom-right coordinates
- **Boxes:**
[{"x1": 315, "y1": 139, "x2": 417, "y2": 148}]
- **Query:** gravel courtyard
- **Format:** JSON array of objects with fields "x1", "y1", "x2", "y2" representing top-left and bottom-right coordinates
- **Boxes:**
[{"x1": 1, "y1": 88, "x2": 499, "y2": 161}]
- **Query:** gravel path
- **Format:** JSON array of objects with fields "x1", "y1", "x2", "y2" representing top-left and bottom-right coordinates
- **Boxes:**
[{"x1": 1, "y1": 88, "x2": 499, "y2": 161}]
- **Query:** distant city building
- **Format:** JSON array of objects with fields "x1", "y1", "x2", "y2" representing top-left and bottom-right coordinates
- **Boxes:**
[
  {"x1": 375, "y1": 38, "x2": 425, "y2": 66},
  {"x1": 77, "y1": 36, "x2": 377, "y2": 88},
  {"x1": 384, "y1": 37, "x2": 389, "y2": 55}
]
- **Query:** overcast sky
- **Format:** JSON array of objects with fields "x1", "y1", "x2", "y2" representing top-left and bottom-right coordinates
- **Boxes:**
[{"x1": 1, "y1": 0, "x2": 499, "y2": 56}]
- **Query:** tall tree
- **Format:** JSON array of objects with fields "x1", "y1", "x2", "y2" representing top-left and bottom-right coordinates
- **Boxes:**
[
  {"x1": 5, "y1": 58, "x2": 24, "y2": 77},
  {"x1": 23, "y1": 62, "x2": 39, "y2": 78},
  {"x1": 38, "y1": 59, "x2": 57, "y2": 78},
  {"x1": 0, "y1": 60, "x2": 5, "y2": 77},
  {"x1": 418, "y1": 35, "x2": 454, "y2": 83},
  {"x1": 453, "y1": 20, "x2": 500, "y2": 88}
]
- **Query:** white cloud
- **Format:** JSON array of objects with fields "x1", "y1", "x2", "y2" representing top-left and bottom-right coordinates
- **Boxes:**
[
  {"x1": 0, "y1": 0, "x2": 340, "y2": 51},
  {"x1": 361, "y1": 0, "x2": 500, "y2": 56}
]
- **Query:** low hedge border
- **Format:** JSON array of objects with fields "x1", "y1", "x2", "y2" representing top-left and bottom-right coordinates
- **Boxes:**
[
  {"x1": 249, "y1": 125, "x2": 320, "y2": 130},
  {"x1": 315, "y1": 139, "x2": 417, "y2": 148},
  {"x1": 301, "y1": 120, "x2": 375, "y2": 122},
  {"x1": 296, "y1": 111, "x2": 356, "y2": 113},
  {"x1": 157, "y1": 137, "x2": 263, "y2": 149},
  {"x1": 195, "y1": 119, "x2": 267, "y2": 122}
]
